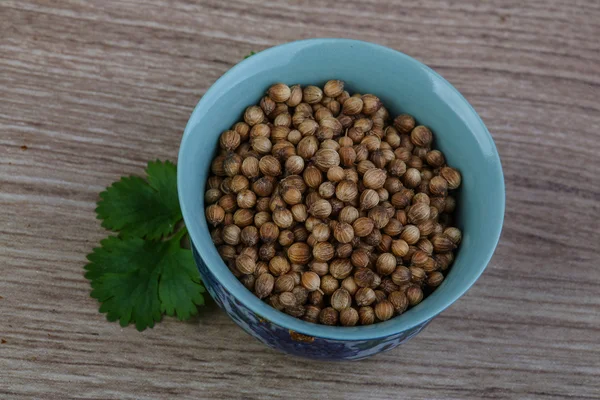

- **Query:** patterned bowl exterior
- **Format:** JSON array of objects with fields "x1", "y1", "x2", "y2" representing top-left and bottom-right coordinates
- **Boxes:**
[{"x1": 192, "y1": 243, "x2": 431, "y2": 361}]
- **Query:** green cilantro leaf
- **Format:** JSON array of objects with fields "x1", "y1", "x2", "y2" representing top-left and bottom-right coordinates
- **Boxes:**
[
  {"x1": 96, "y1": 160, "x2": 181, "y2": 240},
  {"x1": 85, "y1": 233, "x2": 205, "y2": 331},
  {"x1": 244, "y1": 51, "x2": 256, "y2": 59}
]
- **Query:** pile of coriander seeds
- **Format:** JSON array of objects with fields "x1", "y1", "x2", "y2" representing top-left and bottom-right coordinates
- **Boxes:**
[{"x1": 205, "y1": 80, "x2": 462, "y2": 326}]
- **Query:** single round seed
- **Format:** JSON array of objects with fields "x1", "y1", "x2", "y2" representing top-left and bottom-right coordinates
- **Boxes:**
[
  {"x1": 331, "y1": 288, "x2": 352, "y2": 311},
  {"x1": 312, "y1": 242, "x2": 335, "y2": 262},
  {"x1": 320, "y1": 275, "x2": 339, "y2": 295},
  {"x1": 268, "y1": 83, "x2": 291, "y2": 103},
  {"x1": 319, "y1": 307, "x2": 339, "y2": 325},
  {"x1": 236, "y1": 254, "x2": 256, "y2": 275},
  {"x1": 269, "y1": 256, "x2": 290, "y2": 276},
  {"x1": 342, "y1": 97, "x2": 363, "y2": 115},
  {"x1": 314, "y1": 148, "x2": 340, "y2": 171},
  {"x1": 274, "y1": 274, "x2": 296, "y2": 293},
  {"x1": 376, "y1": 253, "x2": 397, "y2": 276},
  {"x1": 303, "y1": 86, "x2": 324, "y2": 104},
  {"x1": 301, "y1": 271, "x2": 321, "y2": 292},
  {"x1": 407, "y1": 286, "x2": 424, "y2": 306},
  {"x1": 411, "y1": 125, "x2": 432, "y2": 147},
  {"x1": 427, "y1": 271, "x2": 445, "y2": 287},
  {"x1": 288, "y1": 242, "x2": 311, "y2": 264},
  {"x1": 324, "y1": 80, "x2": 345, "y2": 97},
  {"x1": 341, "y1": 276, "x2": 358, "y2": 295},
  {"x1": 309, "y1": 199, "x2": 332, "y2": 219},
  {"x1": 254, "y1": 273, "x2": 275, "y2": 299},
  {"x1": 340, "y1": 307, "x2": 359, "y2": 326},
  {"x1": 244, "y1": 105, "x2": 264, "y2": 126},
  {"x1": 355, "y1": 287, "x2": 376, "y2": 306},
  {"x1": 279, "y1": 291, "x2": 297, "y2": 308},
  {"x1": 359, "y1": 306, "x2": 375, "y2": 325},
  {"x1": 353, "y1": 217, "x2": 374, "y2": 237},
  {"x1": 375, "y1": 300, "x2": 394, "y2": 321},
  {"x1": 205, "y1": 204, "x2": 225, "y2": 227},
  {"x1": 351, "y1": 250, "x2": 371, "y2": 269}
]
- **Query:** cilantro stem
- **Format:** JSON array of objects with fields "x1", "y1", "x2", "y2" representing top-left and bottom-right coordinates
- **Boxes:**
[{"x1": 171, "y1": 224, "x2": 188, "y2": 244}]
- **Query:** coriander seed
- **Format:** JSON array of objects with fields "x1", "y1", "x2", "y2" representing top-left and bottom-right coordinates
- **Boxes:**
[
  {"x1": 425, "y1": 150, "x2": 445, "y2": 167},
  {"x1": 353, "y1": 217, "x2": 375, "y2": 237},
  {"x1": 205, "y1": 204, "x2": 225, "y2": 226},
  {"x1": 355, "y1": 287, "x2": 377, "y2": 306},
  {"x1": 303, "y1": 165, "x2": 322, "y2": 188},
  {"x1": 339, "y1": 206, "x2": 359, "y2": 224},
  {"x1": 333, "y1": 222, "x2": 354, "y2": 244},
  {"x1": 269, "y1": 256, "x2": 290, "y2": 276},
  {"x1": 410, "y1": 125, "x2": 432, "y2": 147},
  {"x1": 244, "y1": 105, "x2": 264, "y2": 126},
  {"x1": 291, "y1": 204, "x2": 308, "y2": 222},
  {"x1": 318, "y1": 181, "x2": 336, "y2": 199},
  {"x1": 388, "y1": 291, "x2": 408, "y2": 313},
  {"x1": 406, "y1": 286, "x2": 424, "y2": 306},
  {"x1": 341, "y1": 276, "x2": 358, "y2": 295},
  {"x1": 285, "y1": 84, "x2": 302, "y2": 107},
  {"x1": 301, "y1": 271, "x2": 321, "y2": 292},
  {"x1": 444, "y1": 227, "x2": 462, "y2": 244},
  {"x1": 409, "y1": 266, "x2": 426, "y2": 283},
  {"x1": 340, "y1": 307, "x2": 359, "y2": 326},
  {"x1": 359, "y1": 306, "x2": 375, "y2": 325},
  {"x1": 222, "y1": 224, "x2": 241, "y2": 245},
  {"x1": 374, "y1": 290, "x2": 387, "y2": 304},
  {"x1": 278, "y1": 229, "x2": 295, "y2": 247},
  {"x1": 259, "y1": 244, "x2": 276, "y2": 262},
  {"x1": 260, "y1": 96, "x2": 276, "y2": 116},
  {"x1": 310, "y1": 261, "x2": 329, "y2": 276},
  {"x1": 274, "y1": 274, "x2": 296, "y2": 293},
  {"x1": 427, "y1": 271, "x2": 444, "y2": 287},
  {"x1": 308, "y1": 199, "x2": 332, "y2": 218},
  {"x1": 313, "y1": 242, "x2": 335, "y2": 262},
  {"x1": 255, "y1": 273, "x2": 275, "y2": 299},
  {"x1": 303, "y1": 305, "x2": 321, "y2": 323},
  {"x1": 279, "y1": 291, "x2": 297, "y2": 308},
  {"x1": 363, "y1": 168, "x2": 387, "y2": 189},
  {"x1": 360, "y1": 189, "x2": 380, "y2": 210},
  {"x1": 324, "y1": 80, "x2": 345, "y2": 97},
  {"x1": 241, "y1": 226, "x2": 259, "y2": 247},
  {"x1": 376, "y1": 253, "x2": 397, "y2": 276},
  {"x1": 342, "y1": 97, "x2": 363, "y2": 115},
  {"x1": 336, "y1": 180, "x2": 359, "y2": 202},
  {"x1": 429, "y1": 175, "x2": 448, "y2": 196},
  {"x1": 327, "y1": 166, "x2": 345, "y2": 182},
  {"x1": 431, "y1": 234, "x2": 456, "y2": 252},
  {"x1": 320, "y1": 275, "x2": 339, "y2": 295},
  {"x1": 407, "y1": 202, "x2": 431, "y2": 224},
  {"x1": 351, "y1": 249, "x2": 371, "y2": 269},
  {"x1": 393, "y1": 114, "x2": 415, "y2": 133},
  {"x1": 236, "y1": 254, "x2": 256, "y2": 275},
  {"x1": 287, "y1": 242, "x2": 311, "y2": 264},
  {"x1": 267, "y1": 83, "x2": 291, "y2": 103},
  {"x1": 391, "y1": 266, "x2": 411, "y2": 285},
  {"x1": 331, "y1": 288, "x2": 352, "y2": 311},
  {"x1": 303, "y1": 86, "x2": 323, "y2": 104},
  {"x1": 319, "y1": 307, "x2": 339, "y2": 325}
]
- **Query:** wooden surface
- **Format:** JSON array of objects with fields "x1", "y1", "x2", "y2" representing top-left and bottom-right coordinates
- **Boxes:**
[{"x1": 1, "y1": 1, "x2": 599, "y2": 399}]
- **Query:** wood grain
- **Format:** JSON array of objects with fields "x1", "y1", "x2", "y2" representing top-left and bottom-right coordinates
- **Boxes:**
[{"x1": 1, "y1": 0, "x2": 599, "y2": 399}]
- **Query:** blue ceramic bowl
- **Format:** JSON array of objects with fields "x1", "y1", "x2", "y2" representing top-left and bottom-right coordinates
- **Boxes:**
[{"x1": 178, "y1": 39, "x2": 504, "y2": 360}]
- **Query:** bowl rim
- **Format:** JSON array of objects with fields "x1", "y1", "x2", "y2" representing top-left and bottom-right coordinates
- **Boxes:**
[{"x1": 178, "y1": 38, "x2": 505, "y2": 341}]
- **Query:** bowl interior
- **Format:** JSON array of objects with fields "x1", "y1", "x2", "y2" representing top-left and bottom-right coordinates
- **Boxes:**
[{"x1": 178, "y1": 39, "x2": 504, "y2": 340}]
